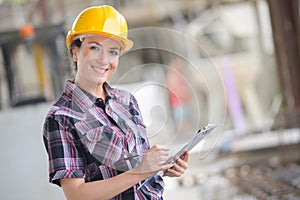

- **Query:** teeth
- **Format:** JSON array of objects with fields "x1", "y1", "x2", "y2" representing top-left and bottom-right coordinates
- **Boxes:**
[{"x1": 93, "y1": 67, "x2": 107, "y2": 74}]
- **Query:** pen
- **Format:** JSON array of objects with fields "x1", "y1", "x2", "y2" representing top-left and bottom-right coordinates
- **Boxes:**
[{"x1": 112, "y1": 154, "x2": 144, "y2": 167}]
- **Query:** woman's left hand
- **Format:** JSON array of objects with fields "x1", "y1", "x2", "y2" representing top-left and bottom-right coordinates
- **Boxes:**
[{"x1": 163, "y1": 151, "x2": 189, "y2": 177}]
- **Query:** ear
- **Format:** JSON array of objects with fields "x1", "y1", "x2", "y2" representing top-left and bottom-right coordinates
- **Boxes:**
[{"x1": 72, "y1": 47, "x2": 78, "y2": 62}]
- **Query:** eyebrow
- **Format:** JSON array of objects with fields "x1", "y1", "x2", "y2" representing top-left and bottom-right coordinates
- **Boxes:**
[{"x1": 88, "y1": 41, "x2": 121, "y2": 50}]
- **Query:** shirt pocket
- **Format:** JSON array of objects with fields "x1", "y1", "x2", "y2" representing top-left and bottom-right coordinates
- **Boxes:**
[
  {"x1": 75, "y1": 122, "x2": 124, "y2": 166},
  {"x1": 85, "y1": 126, "x2": 105, "y2": 143},
  {"x1": 74, "y1": 123, "x2": 110, "y2": 148}
]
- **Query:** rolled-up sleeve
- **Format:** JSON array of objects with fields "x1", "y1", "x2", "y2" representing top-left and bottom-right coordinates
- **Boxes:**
[{"x1": 43, "y1": 115, "x2": 86, "y2": 186}]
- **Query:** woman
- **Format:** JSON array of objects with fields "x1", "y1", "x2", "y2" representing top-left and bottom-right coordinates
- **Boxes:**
[{"x1": 43, "y1": 5, "x2": 189, "y2": 200}]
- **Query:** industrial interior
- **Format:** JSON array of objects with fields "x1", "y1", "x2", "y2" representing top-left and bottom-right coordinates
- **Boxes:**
[{"x1": 0, "y1": 0, "x2": 300, "y2": 199}]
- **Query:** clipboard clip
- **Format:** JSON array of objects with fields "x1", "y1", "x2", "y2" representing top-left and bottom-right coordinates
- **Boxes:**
[{"x1": 200, "y1": 123, "x2": 217, "y2": 132}]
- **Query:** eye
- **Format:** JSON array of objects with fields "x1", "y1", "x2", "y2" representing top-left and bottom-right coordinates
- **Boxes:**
[
  {"x1": 89, "y1": 45, "x2": 100, "y2": 51},
  {"x1": 110, "y1": 49, "x2": 120, "y2": 56}
]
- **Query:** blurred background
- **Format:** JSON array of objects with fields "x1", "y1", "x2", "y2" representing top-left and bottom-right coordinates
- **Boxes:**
[{"x1": 0, "y1": 0, "x2": 300, "y2": 199}]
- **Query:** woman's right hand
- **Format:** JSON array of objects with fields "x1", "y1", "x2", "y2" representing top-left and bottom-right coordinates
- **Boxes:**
[{"x1": 131, "y1": 145, "x2": 173, "y2": 179}]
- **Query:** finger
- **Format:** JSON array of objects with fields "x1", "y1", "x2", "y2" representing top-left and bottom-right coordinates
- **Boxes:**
[
  {"x1": 150, "y1": 145, "x2": 169, "y2": 151},
  {"x1": 144, "y1": 149, "x2": 169, "y2": 161},
  {"x1": 172, "y1": 163, "x2": 186, "y2": 174},
  {"x1": 159, "y1": 153, "x2": 171, "y2": 160},
  {"x1": 184, "y1": 151, "x2": 189, "y2": 161},
  {"x1": 161, "y1": 163, "x2": 173, "y2": 170},
  {"x1": 146, "y1": 146, "x2": 169, "y2": 159},
  {"x1": 157, "y1": 150, "x2": 170, "y2": 158},
  {"x1": 175, "y1": 158, "x2": 188, "y2": 170},
  {"x1": 165, "y1": 167, "x2": 182, "y2": 177},
  {"x1": 163, "y1": 170, "x2": 175, "y2": 177},
  {"x1": 180, "y1": 151, "x2": 189, "y2": 162},
  {"x1": 148, "y1": 151, "x2": 169, "y2": 163}
]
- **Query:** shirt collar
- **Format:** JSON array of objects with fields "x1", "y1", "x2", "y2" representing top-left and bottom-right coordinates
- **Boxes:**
[
  {"x1": 64, "y1": 80, "x2": 95, "y2": 113},
  {"x1": 103, "y1": 81, "x2": 131, "y2": 106},
  {"x1": 64, "y1": 80, "x2": 130, "y2": 113}
]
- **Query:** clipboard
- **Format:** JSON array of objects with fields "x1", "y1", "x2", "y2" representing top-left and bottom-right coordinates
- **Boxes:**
[
  {"x1": 165, "y1": 123, "x2": 217, "y2": 165},
  {"x1": 137, "y1": 123, "x2": 217, "y2": 190}
]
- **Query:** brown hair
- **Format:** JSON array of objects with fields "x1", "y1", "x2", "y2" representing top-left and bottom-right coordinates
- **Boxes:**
[{"x1": 68, "y1": 38, "x2": 82, "y2": 76}]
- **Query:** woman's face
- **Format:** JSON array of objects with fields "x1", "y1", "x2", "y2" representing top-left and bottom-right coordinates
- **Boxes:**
[{"x1": 72, "y1": 35, "x2": 122, "y2": 87}]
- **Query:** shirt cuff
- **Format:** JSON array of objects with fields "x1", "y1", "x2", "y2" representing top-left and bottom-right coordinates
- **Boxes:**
[{"x1": 50, "y1": 169, "x2": 85, "y2": 187}]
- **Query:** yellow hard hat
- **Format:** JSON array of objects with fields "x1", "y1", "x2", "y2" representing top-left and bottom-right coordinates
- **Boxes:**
[{"x1": 66, "y1": 5, "x2": 133, "y2": 52}]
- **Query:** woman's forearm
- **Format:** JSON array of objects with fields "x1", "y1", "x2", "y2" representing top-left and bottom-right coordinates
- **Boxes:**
[{"x1": 61, "y1": 170, "x2": 146, "y2": 200}]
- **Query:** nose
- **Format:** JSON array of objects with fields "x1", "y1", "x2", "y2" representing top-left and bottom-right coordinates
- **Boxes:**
[
  {"x1": 97, "y1": 49, "x2": 110, "y2": 65},
  {"x1": 97, "y1": 47, "x2": 113, "y2": 65}
]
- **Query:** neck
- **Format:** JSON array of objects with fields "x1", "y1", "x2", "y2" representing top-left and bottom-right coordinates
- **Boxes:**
[{"x1": 75, "y1": 79, "x2": 106, "y2": 99}]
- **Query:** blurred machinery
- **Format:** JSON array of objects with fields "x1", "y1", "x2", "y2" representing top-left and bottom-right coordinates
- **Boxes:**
[
  {"x1": 0, "y1": 0, "x2": 67, "y2": 108},
  {"x1": 266, "y1": 0, "x2": 300, "y2": 129},
  {"x1": 0, "y1": 23, "x2": 66, "y2": 107},
  {"x1": 199, "y1": 144, "x2": 300, "y2": 200}
]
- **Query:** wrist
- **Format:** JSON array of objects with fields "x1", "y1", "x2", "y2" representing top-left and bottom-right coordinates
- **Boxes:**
[{"x1": 126, "y1": 168, "x2": 147, "y2": 182}]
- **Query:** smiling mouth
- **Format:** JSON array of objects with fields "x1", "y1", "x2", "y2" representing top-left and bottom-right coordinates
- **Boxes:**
[{"x1": 92, "y1": 66, "x2": 109, "y2": 74}]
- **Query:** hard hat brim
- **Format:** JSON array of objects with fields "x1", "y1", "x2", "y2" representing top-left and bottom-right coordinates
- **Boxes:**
[{"x1": 66, "y1": 31, "x2": 134, "y2": 52}]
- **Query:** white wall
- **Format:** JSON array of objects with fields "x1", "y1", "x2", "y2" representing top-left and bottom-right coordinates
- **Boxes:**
[{"x1": 0, "y1": 103, "x2": 65, "y2": 200}]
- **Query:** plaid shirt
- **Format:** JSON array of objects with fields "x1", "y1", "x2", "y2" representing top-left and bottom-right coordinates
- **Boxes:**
[{"x1": 43, "y1": 80, "x2": 164, "y2": 200}]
